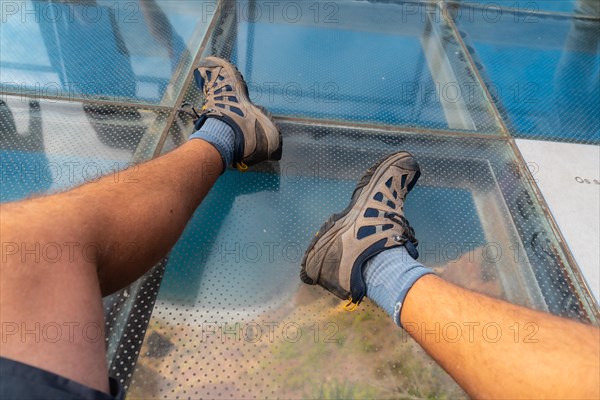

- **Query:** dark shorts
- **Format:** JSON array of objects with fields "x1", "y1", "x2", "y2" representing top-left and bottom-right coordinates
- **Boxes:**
[{"x1": 0, "y1": 357, "x2": 124, "y2": 400}]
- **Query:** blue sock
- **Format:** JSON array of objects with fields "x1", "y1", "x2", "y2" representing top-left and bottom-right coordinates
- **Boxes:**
[
  {"x1": 188, "y1": 118, "x2": 235, "y2": 170},
  {"x1": 363, "y1": 246, "x2": 433, "y2": 327}
]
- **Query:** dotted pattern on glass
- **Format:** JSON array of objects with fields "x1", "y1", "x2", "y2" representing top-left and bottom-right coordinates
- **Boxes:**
[
  {"x1": 201, "y1": 0, "x2": 502, "y2": 133},
  {"x1": 125, "y1": 121, "x2": 596, "y2": 399},
  {"x1": 0, "y1": 95, "x2": 169, "y2": 379},
  {"x1": 453, "y1": 4, "x2": 600, "y2": 144},
  {"x1": 0, "y1": 0, "x2": 216, "y2": 106},
  {"x1": 0, "y1": 95, "x2": 169, "y2": 201},
  {"x1": 105, "y1": 260, "x2": 167, "y2": 388}
]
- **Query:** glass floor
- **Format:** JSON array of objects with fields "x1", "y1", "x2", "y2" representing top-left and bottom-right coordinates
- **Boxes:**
[{"x1": 1, "y1": 0, "x2": 598, "y2": 398}]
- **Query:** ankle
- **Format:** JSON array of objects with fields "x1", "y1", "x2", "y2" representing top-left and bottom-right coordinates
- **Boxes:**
[
  {"x1": 363, "y1": 246, "x2": 433, "y2": 326},
  {"x1": 188, "y1": 118, "x2": 235, "y2": 171}
]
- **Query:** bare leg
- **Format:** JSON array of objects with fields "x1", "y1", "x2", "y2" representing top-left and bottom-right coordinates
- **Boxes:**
[
  {"x1": 0, "y1": 140, "x2": 221, "y2": 392},
  {"x1": 401, "y1": 274, "x2": 600, "y2": 399}
]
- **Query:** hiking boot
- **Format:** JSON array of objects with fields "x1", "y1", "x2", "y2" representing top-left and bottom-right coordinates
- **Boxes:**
[
  {"x1": 300, "y1": 152, "x2": 421, "y2": 309},
  {"x1": 191, "y1": 56, "x2": 282, "y2": 169}
]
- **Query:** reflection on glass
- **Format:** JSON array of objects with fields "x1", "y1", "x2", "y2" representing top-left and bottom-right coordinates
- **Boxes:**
[
  {"x1": 0, "y1": 96, "x2": 167, "y2": 202},
  {"x1": 0, "y1": 99, "x2": 51, "y2": 201},
  {"x1": 205, "y1": 0, "x2": 500, "y2": 132},
  {"x1": 127, "y1": 124, "x2": 595, "y2": 398},
  {"x1": 554, "y1": 0, "x2": 600, "y2": 139},
  {"x1": 0, "y1": 0, "x2": 203, "y2": 104},
  {"x1": 456, "y1": 2, "x2": 600, "y2": 143}
]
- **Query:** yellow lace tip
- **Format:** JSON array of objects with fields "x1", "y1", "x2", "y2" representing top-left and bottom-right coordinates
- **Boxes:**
[
  {"x1": 201, "y1": 105, "x2": 207, "y2": 111},
  {"x1": 236, "y1": 162, "x2": 249, "y2": 172},
  {"x1": 344, "y1": 300, "x2": 358, "y2": 312}
]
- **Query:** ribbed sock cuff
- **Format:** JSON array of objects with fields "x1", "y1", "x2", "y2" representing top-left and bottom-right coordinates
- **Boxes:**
[
  {"x1": 188, "y1": 118, "x2": 235, "y2": 170},
  {"x1": 363, "y1": 246, "x2": 433, "y2": 327}
]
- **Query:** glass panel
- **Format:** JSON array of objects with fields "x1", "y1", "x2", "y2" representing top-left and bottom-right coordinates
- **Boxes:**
[
  {"x1": 455, "y1": 4, "x2": 600, "y2": 143},
  {"x1": 450, "y1": 0, "x2": 600, "y2": 16},
  {"x1": 515, "y1": 138, "x2": 600, "y2": 304},
  {"x1": 126, "y1": 122, "x2": 596, "y2": 398},
  {"x1": 105, "y1": 260, "x2": 167, "y2": 379},
  {"x1": 0, "y1": 0, "x2": 216, "y2": 106},
  {"x1": 2, "y1": 0, "x2": 596, "y2": 396},
  {"x1": 0, "y1": 95, "x2": 168, "y2": 201},
  {"x1": 202, "y1": 0, "x2": 502, "y2": 133}
]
